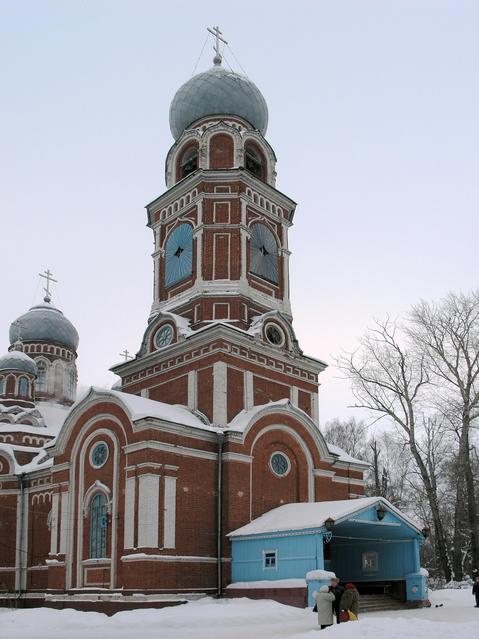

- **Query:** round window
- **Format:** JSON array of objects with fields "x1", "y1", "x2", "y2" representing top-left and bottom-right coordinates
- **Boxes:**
[
  {"x1": 91, "y1": 442, "x2": 109, "y2": 469},
  {"x1": 155, "y1": 324, "x2": 174, "y2": 349},
  {"x1": 270, "y1": 452, "x2": 290, "y2": 477},
  {"x1": 265, "y1": 324, "x2": 285, "y2": 346}
]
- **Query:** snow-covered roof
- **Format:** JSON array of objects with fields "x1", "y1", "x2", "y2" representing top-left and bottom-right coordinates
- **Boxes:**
[
  {"x1": 228, "y1": 497, "x2": 422, "y2": 537},
  {"x1": 36, "y1": 401, "x2": 71, "y2": 436},
  {"x1": 0, "y1": 442, "x2": 52, "y2": 474},
  {"x1": 327, "y1": 443, "x2": 369, "y2": 467},
  {"x1": 226, "y1": 399, "x2": 291, "y2": 433}
]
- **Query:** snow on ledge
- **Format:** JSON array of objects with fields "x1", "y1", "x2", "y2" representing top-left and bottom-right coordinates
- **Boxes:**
[
  {"x1": 226, "y1": 579, "x2": 307, "y2": 589},
  {"x1": 306, "y1": 570, "x2": 336, "y2": 581}
]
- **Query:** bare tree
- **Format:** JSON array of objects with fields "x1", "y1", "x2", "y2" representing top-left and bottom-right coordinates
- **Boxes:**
[
  {"x1": 409, "y1": 291, "x2": 479, "y2": 569},
  {"x1": 336, "y1": 318, "x2": 452, "y2": 581},
  {"x1": 322, "y1": 417, "x2": 368, "y2": 459}
]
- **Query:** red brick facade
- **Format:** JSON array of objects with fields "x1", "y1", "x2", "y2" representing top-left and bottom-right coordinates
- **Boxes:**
[{"x1": 0, "y1": 97, "x2": 366, "y2": 610}]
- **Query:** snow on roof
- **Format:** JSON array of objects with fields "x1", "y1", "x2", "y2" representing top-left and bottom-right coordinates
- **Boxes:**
[
  {"x1": 36, "y1": 401, "x2": 72, "y2": 436},
  {"x1": 228, "y1": 497, "x2": 422, "y2": 537},
  {"x1": 327, "y1": 443, "x2": 370, "y2": 467},
  {"x1": 226, "y1": 399, "x2": 291, "y2": 433},
  {"x1": 0, "y1": 442, "x2": 53, "y2": 475},
  {"x1": 86, "y1": 387, "x2": 217, "y2": 431}
]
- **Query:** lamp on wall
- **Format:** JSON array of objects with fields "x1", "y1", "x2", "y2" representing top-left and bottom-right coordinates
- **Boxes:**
[
  {"x1": 422, "y1": 527, "x2": 431, "y2": 539},
  {"x1": 376, "y1": 505, "x2": 386, "y2": 521},
  {"x1": 324, "y1": 517, "x2": 335, "y2": 531}
]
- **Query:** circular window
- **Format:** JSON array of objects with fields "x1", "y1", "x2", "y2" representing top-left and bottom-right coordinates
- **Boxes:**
[
  {"x1": 90, "y1": 442, "x2": 109, "y2": 469},
  {"x1": 270, "y1": 452, "x2": 290, "y2": 477},
  {"x1": 155, "y1": 324, "x2": 174, "y2": 349},
  {"x1": 265, "y1": 323, "x2": 285, "y2": 346}
]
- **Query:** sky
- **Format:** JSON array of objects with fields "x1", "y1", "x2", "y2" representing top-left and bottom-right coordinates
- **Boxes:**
[{"x1": 1, "y1": 1, "x2": 478, "y2": 424}]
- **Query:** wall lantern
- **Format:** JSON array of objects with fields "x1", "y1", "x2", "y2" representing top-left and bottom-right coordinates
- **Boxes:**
[
  {"x1": 376, "y1": 505, "x2": 386, "y2": 521},
  {"x1": 422, "y1": 527, "x2": 431, "y2": 539},
  {"x1": 324, "y1": 517, "x2": 335, "y2": 531}
]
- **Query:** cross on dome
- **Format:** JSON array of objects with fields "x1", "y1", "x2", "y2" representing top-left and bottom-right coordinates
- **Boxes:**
[
  {"x1": 207, "y1": 25, "x2": 228, "y2": 65},
  {"x1": 39, "y1": 268, "x2": 58, "y2": 303},
  {"x1": 119, "y1": 349, "x2": 133, "y2": 362}
]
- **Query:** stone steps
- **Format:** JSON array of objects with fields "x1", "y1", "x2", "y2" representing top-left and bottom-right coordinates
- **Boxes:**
[{"x1": 359, "y1": 594, "x2": 409, "y2": 613}]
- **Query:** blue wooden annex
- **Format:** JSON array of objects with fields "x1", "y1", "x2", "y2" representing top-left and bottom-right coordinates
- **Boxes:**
[{"x1": 228, "y1": 497, "x2": 428, "y2": 607}]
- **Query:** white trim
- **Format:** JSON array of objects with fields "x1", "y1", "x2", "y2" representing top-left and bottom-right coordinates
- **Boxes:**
[
  {"x1": 290, "y1": 386, "x2": 299, "y2": 406},
  {"x1": 222, "y1": 452, "x2": 253, "y2": 464},
  {"x1": 138, "y1": 474, "x2": 160, "y2": 548},
  {"x1": 244, "y1": 371, "x2": 254, "y2": 410},
  {"x1": 213, "y1": 361, "x2": 227, "y2": 426},
  {"x1": 313, "y1": 469, "x2": 336, "y2": 478},
  {"x1": 124, "y1": 440, "x2": 217, "y2": 461},
  {"x1": 121, "y1": 554, "x2": 217, "y2": 563},
  {"x1": 163, "y1": 476, "x2": 177, "y2": 549},
  {"x1": 124, "y1": 476, "x2": 136, "y2": 550},
  {"x1": 187, "y1": 370, "x2": 197, "y2": 410},
  {"x1": 50, "y1": 493, "x2": 59, "y2": 555},
  {"x1": 59, "y1": 491, "x2": 69, "y2": 555}
]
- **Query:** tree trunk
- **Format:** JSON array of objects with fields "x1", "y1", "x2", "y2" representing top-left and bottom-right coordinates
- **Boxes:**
[
  {"x1": 460, "y1": 417, "x2": 479, "y2": 570},
  {"x1": 410, "y1": 439, "x2": 452, "y2": 582}
]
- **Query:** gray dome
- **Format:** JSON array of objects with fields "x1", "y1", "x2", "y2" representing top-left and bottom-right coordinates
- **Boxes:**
[
  {"x1": 9, "y1": 302, "x2": 79, "y2": 352},
  {"x1": 169, "y1": 64, "x2": 268, "y2": 140},
  {"x1": 0, "y1": 351, "x2": 37, "y2": 376}
]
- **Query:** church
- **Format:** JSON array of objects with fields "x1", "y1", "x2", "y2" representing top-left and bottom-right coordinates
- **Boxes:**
[{"x1": 0, "y1": 31, "x2": 427, "y2": 612}]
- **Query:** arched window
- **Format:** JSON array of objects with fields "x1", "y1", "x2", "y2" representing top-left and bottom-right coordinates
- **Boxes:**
[
  {"x1": 179, "y1": 146, "x2": 198, "y2": 180},
  {"x1": 36, "y1": 360, "x2": 47, "y2": 392},
  {"x1": 249, "y1": 223, "x2": 279, "y2": 284},
  {"x1": 89, "y1": 493, "x2": 108, "y2": 559},
  {"x1": 164, "y1": 223, "x2": 193, "y2": 287},
  {"x1": 245, "y1": 144, "x2": 265, "y2": 180},
  {"x1": 18, "y1": 377, "x2": 28, "y2": 397},
  {"x1": 0, "y1": 377, "x2": 4, "y2": 395}
]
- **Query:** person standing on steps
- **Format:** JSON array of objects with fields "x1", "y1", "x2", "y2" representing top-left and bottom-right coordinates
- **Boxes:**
[{"x1": 329, "y1": 577, "x2": 344, "y2": 624}]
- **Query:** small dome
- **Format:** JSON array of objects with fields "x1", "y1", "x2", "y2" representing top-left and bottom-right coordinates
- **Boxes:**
[
  {"x1": 9, "y1": 301, "x2": 79, "y2": 352},
  {"x1": 169, "y1": 64, "x2": 268, "y2": 140},
  {"x1": 0, "y1": 351, "x2": 37, "y2": 376}
]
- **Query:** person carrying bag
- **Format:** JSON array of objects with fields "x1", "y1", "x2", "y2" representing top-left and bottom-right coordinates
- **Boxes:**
[{"x1": 339, "y1": 583, "x2": 360, "y2": 621}]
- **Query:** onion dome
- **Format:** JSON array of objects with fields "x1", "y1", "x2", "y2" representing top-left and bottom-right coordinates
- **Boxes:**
[
  {"x1": 0, "y1": 350, "x2": 37, "y2": 376},
  {"x1": 169, "y1": 60, "x2": 268, "y2": 140},
  {"x1": 9, "y1": 301, "x2": 79, "y2": 352}
]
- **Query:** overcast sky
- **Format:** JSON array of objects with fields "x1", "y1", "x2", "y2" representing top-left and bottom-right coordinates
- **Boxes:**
[{"x1": 1, "y1": 1, "x2": 478, "y2": 424}]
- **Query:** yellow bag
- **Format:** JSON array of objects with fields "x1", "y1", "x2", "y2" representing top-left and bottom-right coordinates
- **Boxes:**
[{"x1": 348, "y1": 610, "x2": 358, "y2": 621}]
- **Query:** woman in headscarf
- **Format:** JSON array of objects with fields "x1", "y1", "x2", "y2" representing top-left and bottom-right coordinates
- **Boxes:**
[
  {"x1": 339, "y1": 582, "x2": 360, "y2": 620},
  {"x1": 314, "y1": 585, "x2": 336, "y2": 629}
]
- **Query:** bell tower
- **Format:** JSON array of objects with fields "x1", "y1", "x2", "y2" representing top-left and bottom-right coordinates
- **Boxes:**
[{"x1": 111, "y1": 31, "x2": 326, "y2": 426}]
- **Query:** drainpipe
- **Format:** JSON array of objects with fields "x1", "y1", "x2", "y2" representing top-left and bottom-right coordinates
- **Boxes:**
[
  {"x1": 15, "y1": 473, "x2": 26, "y2": 601},
  {"x1": 216, "y1": 432, "x2": 225, "y2": 598}
]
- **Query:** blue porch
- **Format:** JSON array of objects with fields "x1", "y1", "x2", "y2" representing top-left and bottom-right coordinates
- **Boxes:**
[{"x1": 227, "y1": 497, "x2": 428, "y2": 607}]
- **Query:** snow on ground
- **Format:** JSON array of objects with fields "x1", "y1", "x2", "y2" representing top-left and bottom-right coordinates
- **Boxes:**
[{"x1": 0, "y1": 589, "x2": 477, "y2": 639}]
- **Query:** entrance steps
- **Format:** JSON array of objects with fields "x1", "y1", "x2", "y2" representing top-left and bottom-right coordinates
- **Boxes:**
[{"x1": 360, "y1": 594, "x2": 409, "y2": 613}]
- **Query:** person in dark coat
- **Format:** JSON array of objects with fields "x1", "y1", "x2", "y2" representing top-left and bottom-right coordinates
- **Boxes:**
[
  {"x1": 473, "y1": 575, "x2": 479, "y2": 607},
  {"x1": 329, "y1": 577, "x2": 344, "y2": 624},
  {"x1": 340, "y1": 582, "x2": 360, "y2": 619}
]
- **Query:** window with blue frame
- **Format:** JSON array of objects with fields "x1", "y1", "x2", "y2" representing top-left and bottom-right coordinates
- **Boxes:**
[
  {"x1": 164, "y1": 223, "x2": 193, "y2": 288},
  {"x1": 263, "y1": 550, "x2": 277, "y2": 569},
  {"x1": 89, "y1": 493, "x2": 108, "y2": 558}
]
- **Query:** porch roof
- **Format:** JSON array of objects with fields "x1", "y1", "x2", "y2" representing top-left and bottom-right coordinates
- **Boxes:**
[{"x1": 228, "y1": 497, "x2": 423, "y2": 538}]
